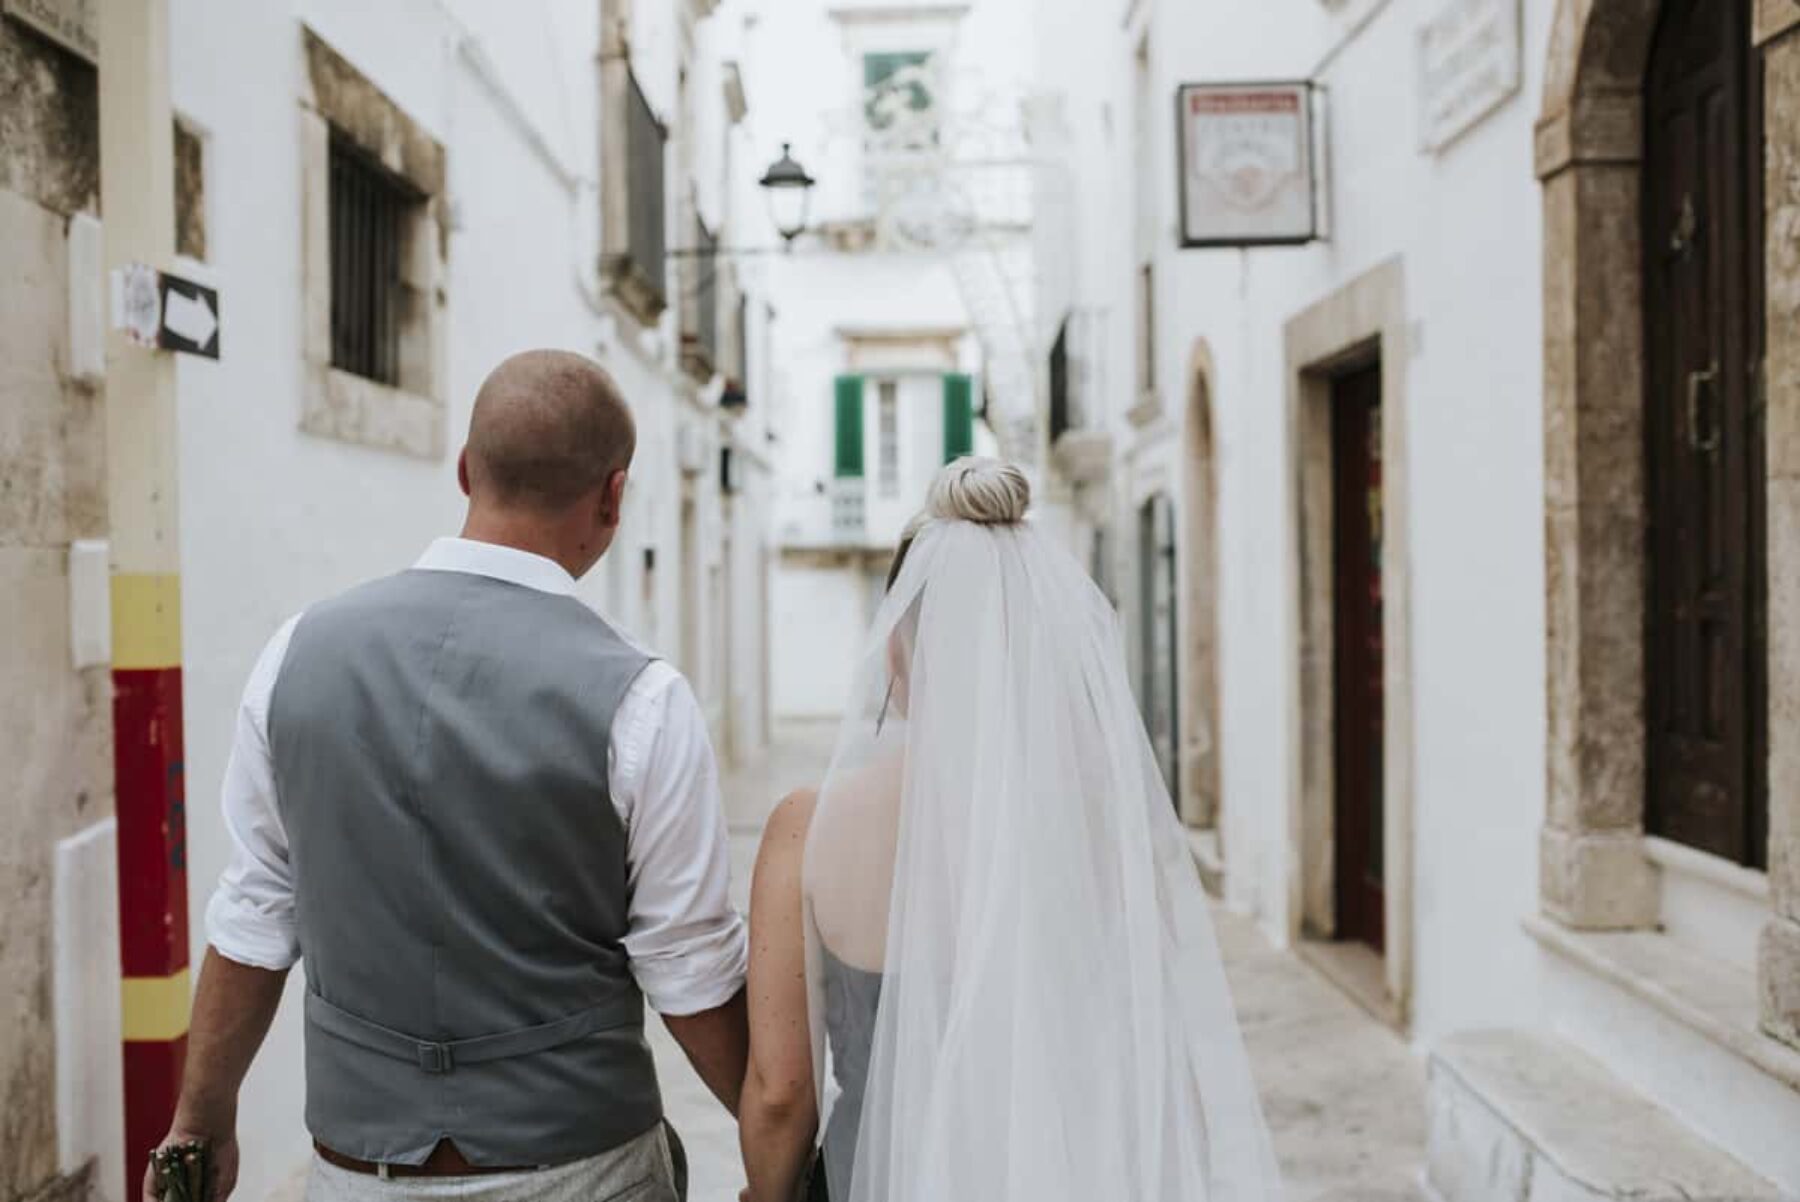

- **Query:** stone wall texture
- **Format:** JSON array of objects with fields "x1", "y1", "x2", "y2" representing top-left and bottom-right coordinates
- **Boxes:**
[
  {"x1": 0, "y1": 22, "x2": 97, "y2": 219},
  {"x1": 1760, "y1": 20, "x2": 1800, "y2": 1048},
  {"x1": 0, "y1": 27, "x2": 112, "y2": 1201}
]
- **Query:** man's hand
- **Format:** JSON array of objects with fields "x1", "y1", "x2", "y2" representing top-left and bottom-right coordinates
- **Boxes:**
[
  {"x1": 142, "y1": 1130, "x2": 240, "y2": 1202},
  {"x1": 144, "y1": 949, "x2": 288, "y2": 1202}
]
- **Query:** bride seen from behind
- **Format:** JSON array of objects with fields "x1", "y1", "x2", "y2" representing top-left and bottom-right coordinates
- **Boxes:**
[{"x1": 740, "y1": 459, "x2": 1282, "y2": 1202}]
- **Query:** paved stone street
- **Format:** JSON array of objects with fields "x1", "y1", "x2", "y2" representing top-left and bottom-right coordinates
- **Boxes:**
[{"x1": 652, "y1": 723, "x2": 1426, "y2": 1202}]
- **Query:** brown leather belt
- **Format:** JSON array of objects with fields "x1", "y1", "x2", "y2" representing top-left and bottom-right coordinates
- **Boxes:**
[{"x1": 314, "y1": 1140, "x2": 533, "y2": 1178}]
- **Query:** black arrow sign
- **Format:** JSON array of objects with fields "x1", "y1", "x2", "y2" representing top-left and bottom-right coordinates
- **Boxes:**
[{"x1": 157, "y1": 273, "x2": 220, "y2": 359}]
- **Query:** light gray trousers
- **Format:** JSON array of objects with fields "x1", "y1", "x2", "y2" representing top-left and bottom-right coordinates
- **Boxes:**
[{"x1": 304, "y1": 1127, "x2": 679, "y2": 1202}]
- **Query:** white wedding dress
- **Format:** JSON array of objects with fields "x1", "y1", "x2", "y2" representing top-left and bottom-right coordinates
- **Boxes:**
[{"x1": 801, "y1": 507, "x2": 1283, "y2": 1202}]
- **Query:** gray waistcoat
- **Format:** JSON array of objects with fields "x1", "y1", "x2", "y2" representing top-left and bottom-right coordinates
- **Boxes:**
[{"x1": 268, "y1": 568, "x2": 661, "y2": 1167}]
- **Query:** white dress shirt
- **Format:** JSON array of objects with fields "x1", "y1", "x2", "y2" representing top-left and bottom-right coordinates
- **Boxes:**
[{"x1": 203, "y1": 537, "x2": 748, "y2": 1017}]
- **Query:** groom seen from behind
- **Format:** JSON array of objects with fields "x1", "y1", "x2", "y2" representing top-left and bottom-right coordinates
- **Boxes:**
[{"x1": 148, "y1": 350, "x2": 749, "y2": 1202}]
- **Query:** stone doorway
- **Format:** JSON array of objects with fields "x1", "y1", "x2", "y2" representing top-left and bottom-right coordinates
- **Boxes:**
[
  {"x1": 1285, "y1": 259, "x2": 1414, "y2": 1030},
  {"x1": 1536, "y1": 0, "x2": 1799, "y2": 1049},
  {"x1": 1181, "y1": 343, "x2": 1223, "y2": 836}
]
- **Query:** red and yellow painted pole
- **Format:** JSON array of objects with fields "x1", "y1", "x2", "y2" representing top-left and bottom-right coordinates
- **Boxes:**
[{"x1": 99, "y1": 0, "x2": 190, "y2": 1180}]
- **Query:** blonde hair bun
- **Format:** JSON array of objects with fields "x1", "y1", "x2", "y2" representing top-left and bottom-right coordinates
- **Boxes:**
[{"x1": 926, "y1": 457, "x2": 1031, "y2": 526}]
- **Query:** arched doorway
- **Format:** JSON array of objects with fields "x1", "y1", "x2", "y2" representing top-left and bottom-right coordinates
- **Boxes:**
[
  {"x1": 1181, "y1": 342, "x2": 1222, "y2": 834},
  {"x1": 1537, "y1": 0, "x2": 1770, "y2": 929}
]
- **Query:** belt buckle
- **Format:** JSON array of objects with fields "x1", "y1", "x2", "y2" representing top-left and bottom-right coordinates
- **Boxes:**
[{"x1": 416, "y1": 1041, "x2": 455, "y2": 1074}]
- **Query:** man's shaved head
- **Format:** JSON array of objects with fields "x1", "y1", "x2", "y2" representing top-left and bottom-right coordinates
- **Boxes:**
[{"x1": 464, "y1": 350, "x2": 635, "y2": 512}]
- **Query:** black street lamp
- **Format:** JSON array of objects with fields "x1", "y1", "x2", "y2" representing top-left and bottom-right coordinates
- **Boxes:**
[
  {"x1": 665, "y1": 143, "x2": 818, "y2": 259},
  {"x1": 759, "y1": 143, "x2": 816, "y2": 244}
]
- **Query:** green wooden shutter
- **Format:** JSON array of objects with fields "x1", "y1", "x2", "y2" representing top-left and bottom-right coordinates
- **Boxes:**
[
  {"x1": 943, "y1": 373, "x2": 974, "y2": 463},
  {"x1": 834, "y1": 375, "x2": 865, "y2": 478}
]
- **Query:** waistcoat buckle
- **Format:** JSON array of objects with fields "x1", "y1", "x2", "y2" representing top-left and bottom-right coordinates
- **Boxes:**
[{"x1": 416, "y1": 1042, "x2": 455, "y2": 1074}]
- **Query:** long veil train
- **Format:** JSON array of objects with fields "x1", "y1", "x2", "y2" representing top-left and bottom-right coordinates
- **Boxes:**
[{"x1": 802, "y1": 472, "x2": 1283, "y2": 1202}]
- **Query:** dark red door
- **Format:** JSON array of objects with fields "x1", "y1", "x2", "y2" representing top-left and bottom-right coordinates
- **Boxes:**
[
  {"x1": 1643, "y1": 0, "x2": 1767, "y2": 867},
  {"x1": 1331, "y1": 364, "x2": 1385, "y2": 952}
]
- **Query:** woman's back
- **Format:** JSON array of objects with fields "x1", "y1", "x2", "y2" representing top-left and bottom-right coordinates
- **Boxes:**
[{"x1": 743, "y1": 459, "x2": 1282, "y2": 1202}]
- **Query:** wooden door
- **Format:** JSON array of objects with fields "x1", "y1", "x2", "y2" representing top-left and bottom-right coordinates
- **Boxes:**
[
  {"x1": 1332, "y1": 364, "x2": 1385, "y2": 951},
  {"x1": 1643, "y1": 0, "x2": 1767, "y2": 868},
  {"x1": 1140, "y1": 494, "x2": 1180, "y2": 805}
]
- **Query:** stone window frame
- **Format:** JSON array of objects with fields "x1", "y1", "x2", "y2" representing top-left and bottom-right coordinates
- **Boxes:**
[
  {"x1": 1284, "y1": 257, "x2": 1415, "y2": 1032},
  {"x1": 297, "y1": 28, "x2": 449, "y2": 462},
  {"x1": 1534, "y1": 0, "x2": 1800, "y2": 1052}
]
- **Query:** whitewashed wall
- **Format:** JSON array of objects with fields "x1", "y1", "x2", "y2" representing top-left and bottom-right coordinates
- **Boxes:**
[{"x1": 1038, "y1": 0, "x2": 1555, "y2": 1046}]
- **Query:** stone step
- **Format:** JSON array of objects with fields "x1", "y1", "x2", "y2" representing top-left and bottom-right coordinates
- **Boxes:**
[{"x1": 1426, "y1": 1029, "x2": 1783, "y2": 1202}]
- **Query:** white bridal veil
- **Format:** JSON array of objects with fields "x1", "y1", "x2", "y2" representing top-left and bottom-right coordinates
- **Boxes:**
[{"x1": 803, "y1": 460, "x2": 1282, "y2": 1202}]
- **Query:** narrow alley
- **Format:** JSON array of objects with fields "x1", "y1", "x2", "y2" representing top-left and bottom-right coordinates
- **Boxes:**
[{"x1": 7, "y1": 0, "x2": 1800, "y2": 1198}]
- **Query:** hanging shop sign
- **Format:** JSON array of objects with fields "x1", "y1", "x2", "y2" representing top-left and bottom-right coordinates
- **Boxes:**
[
  {"x1": 1417, "y1": 0, "x2": 1522, "y2": 153},
  {"x1": 1176, "y1": 81, "x2": 1320, "y2": 248}
]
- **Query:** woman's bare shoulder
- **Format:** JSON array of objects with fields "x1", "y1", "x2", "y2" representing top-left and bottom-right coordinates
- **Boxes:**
[
  {"x1": 768, "y1": 787, "x2": 819, "y2": 837},
  {"x1": 755, "y1": 788, "x2": 819, "y2": 874}
]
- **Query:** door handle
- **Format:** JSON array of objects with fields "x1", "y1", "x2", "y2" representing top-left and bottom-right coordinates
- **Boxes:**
[{"x1": 1687, "y1": 363, "x2": 1720, "y2": 454}]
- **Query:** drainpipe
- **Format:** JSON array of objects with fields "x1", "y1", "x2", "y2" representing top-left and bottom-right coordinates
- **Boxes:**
[{"x1": 98, "y1": 0, "x2": 191, "y2": 1181}]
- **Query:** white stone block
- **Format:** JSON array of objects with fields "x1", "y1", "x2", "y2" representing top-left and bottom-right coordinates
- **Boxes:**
[
  {"x1": 1427, "y1": 1029, "x2": 1782, "y2": 1202},
  {"x1": 55, "y1": 819, "x2": 124, "y2": 1202},
  {"x1": 67, "y1": 213, "x2": 106, "y2": 384},
  {"x1": 68, "y1": 539, "x2": 111, "y2": 670}
]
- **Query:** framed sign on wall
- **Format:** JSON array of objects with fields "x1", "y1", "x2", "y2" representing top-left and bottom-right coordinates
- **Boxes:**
[{"x1": 1176, "y1": 81, "x2": 1321, "y2": 248}]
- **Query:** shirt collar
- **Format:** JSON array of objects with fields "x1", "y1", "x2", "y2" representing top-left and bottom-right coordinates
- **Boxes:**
[{"x1": 413, "y1": 537, "x2": 578, "y2": 596}]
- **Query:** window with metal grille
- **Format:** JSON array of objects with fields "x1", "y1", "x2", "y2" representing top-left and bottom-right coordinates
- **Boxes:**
[{"x1": 328, "y1": 132, "x2": 417, "y2": 386}]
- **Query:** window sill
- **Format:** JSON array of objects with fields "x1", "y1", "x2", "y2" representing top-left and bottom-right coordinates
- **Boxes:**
[
  {"x1": 1523, "y1": 913, "x2": 1800, "y2": 1093},
  {"x1": 301, "y1": 365, "x2": 446, "y2": 461},
  {"x1": 602, "y1": 260, "x2": 668, "y2": 328},
  {"x1": 1051, "y1": 428, "x2": 1113, "y2": 484},
  {"x1": 1126, "y1": 391, "x2": 1161, "y2": 428},
  {"x1": 680, "y1": 340, "x2": 716, "y2": 386}
]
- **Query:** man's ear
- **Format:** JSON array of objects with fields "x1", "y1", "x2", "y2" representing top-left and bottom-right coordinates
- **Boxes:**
[
  {"x1": 456, "y1": 448, "x2": 473, "y2": 498},
  {"x1": 599, "y1": 468, "x2": 629, "y2": 528}
]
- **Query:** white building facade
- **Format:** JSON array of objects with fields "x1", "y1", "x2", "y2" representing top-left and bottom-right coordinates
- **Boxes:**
[
  {"x1": 1, "y1": 1, "x2": 776, "y2": 1197},
  {"x1": 744, "y1": 0, "x2": 1036, "y2": 720},
  {"x1": 1034, "y1": 0, "x2": 1800, "y2": 1196}
]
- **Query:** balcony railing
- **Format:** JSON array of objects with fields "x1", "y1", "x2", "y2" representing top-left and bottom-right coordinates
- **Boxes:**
[{"x1": 831, "y1": 477, "x2": 867, "y2": 544}]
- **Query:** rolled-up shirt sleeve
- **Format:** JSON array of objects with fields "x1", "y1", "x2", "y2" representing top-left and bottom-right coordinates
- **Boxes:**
[
  {"x1": 612, "y1": 664, "x2": 748, "y2": 1016},
  {"x1": 203, "y1": 617, "x2": 303, "y2": 971}
]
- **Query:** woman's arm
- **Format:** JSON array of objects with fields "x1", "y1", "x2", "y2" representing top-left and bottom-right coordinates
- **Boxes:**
[{"x1": 740, "y1": 789, "x2": 821, "y2": 1202}]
